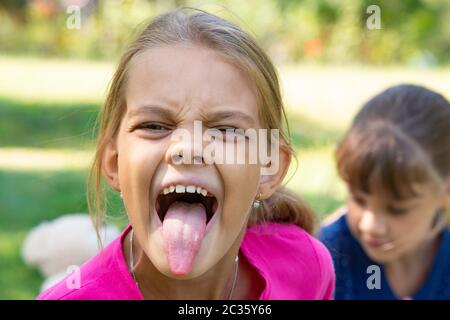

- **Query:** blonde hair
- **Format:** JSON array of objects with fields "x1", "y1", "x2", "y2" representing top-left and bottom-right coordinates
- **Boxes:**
[{"x1": 87, "y1": 7, "x2": 315, "y2": 240}]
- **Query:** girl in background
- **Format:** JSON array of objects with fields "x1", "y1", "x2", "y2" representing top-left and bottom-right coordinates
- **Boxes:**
[{"x1": 319, "y1": 84, "x2": 450, "y2": 299}]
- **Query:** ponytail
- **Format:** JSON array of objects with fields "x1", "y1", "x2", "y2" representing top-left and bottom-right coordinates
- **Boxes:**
[{"x1": 248, "y1": 187, "x2": 316, "y2": 234}]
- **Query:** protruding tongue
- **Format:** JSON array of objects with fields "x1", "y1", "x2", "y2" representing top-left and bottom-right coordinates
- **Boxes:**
[{"x1": 162, "y1": 201, "x2": 207, "y2": 275}]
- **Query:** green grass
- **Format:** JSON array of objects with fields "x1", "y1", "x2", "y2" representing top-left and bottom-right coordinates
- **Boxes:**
[
  {"x1": 1, "y1": 56, "x2": 449, "y2": 299},
  {"x1": 0, "y1": 230, "x2": 42, "y2": 299},
  {"x1": 288, "y1": 112, "x2": 342, "y2": 150},
  {"x1": 0, "y1": 169, "x2": 90, "y2": 299},
  {"x1": 0, "y1": 55, "x2": 113, "y2": 104},
  {"x1": 0, "y1": 97, "x2": 99, "y2": 149},
  {"x1": 0, "y1": 169, "x2": 128, "y2": 299}
]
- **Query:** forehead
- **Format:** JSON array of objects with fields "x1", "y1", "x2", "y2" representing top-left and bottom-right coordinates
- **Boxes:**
[
  {"x1": 351, "y1": 181, "x2": 434, "y2": 204},
  {"x1": 125, "y1": 44, "x2": 259, "y2": 116}
]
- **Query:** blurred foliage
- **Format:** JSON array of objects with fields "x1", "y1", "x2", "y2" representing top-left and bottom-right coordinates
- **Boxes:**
[{"x1": 0, "y1": 0, "x2": 449, "y2": 65}]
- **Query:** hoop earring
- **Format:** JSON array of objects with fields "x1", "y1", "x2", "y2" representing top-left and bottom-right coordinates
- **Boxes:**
[
  {"x1": 432, "y1": 208, "x2": 446, "y2": 228},
  {"x1": 253, "y1": 192, "x2": 262, "y2": 209}
]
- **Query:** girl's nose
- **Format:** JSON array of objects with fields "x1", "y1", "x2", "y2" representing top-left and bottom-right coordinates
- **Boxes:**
[
  {"x1": 165, "y1": 134, "x2": 205, "y2": 166},
  {"x1": 358, "y1": 209, "x2": 388, "y2": 237}
]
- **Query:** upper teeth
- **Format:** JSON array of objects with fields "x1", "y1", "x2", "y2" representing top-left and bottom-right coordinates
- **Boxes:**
[{"x1": 162, "y1": 184, "x2": 210, "y2": 197}]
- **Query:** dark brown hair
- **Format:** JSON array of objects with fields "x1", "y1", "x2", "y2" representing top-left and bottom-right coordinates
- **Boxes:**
[{"x1": 336, "y1": 84, "x2": 450, "y2": 200}]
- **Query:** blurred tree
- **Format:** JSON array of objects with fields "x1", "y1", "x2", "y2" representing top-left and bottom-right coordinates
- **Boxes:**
[{"x1": 0, "y1": 0, "x2": 448, "y2": 65}]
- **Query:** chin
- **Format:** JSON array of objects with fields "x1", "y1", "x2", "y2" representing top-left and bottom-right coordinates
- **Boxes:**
[{"x1": 363, "y1": 246, "x2": 399, "y2": 264}]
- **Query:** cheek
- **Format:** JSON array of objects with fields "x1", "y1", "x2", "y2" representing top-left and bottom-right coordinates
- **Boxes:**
[
  {"x1": 346, "y1": 202, "x2": 363, "y2": 234},
  {"x1": 218, "y1": 163, "x2": 260, "y2": 223},
  {"x1": 117, "y1": 138, "x2": 165, "y2": 218},
  {"x1": 392, "y1": 211, "x2": 435, "y2": 240},
  {"x1": 118, "y1": 138, "x2": 162, "y2": 185}
]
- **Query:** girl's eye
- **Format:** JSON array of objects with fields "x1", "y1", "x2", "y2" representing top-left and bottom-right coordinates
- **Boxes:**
[
  {"x1": 388, "y1": 206, "x2": 410, "y2": 215},
  {"x1": 137, "y1": 123, "x2": 171, "y2": 132},
  {"x1": 216, "y1": 127, "x2": 240, "y2": 133},
  {"x1": 351, "y1": 194, "x2": 366, "y2": 207},
  {"x1": 220, "y1": 128, "x2": 249, "y2": 142},
  {"x1": 216, "y1": 127, "x2": 247, "y2": 138}
]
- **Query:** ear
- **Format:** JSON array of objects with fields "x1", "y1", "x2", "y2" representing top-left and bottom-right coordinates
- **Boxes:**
[
  {"x1": 102, "y1": 139, "x2": 121, "y2": 192},
  {"x1": 258, "y1": 143, "x2": 291, "y2": 200}
]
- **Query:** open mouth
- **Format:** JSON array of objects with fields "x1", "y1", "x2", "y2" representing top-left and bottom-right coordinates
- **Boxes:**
[{"x1": 155, "y1": 185, "x2": 218, "y2": 224}]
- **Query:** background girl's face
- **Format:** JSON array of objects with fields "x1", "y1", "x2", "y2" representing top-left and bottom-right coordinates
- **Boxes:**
[
  {"x1": 346, "y1": 183, "x2": 447, "y2": 263},
  {"x1": 112, "y1": 44, "x2": 267, "y2": 278}
]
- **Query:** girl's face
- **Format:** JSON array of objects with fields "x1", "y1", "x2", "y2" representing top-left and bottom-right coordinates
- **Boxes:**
[
  {"x1": 103, "y1": 44, "x2": 288, "y2": 279},
  {"x1": 346, "y1": 182, "x2": 448, "y2": 264}
]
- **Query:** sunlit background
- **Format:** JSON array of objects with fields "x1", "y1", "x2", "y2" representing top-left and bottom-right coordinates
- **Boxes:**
[{"x1": 1, "y1": 0, "x2": 450, "y2": 299}]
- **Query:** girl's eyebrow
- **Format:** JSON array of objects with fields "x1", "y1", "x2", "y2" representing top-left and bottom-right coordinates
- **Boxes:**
[
  {"x1": 127, "y1": 105, "x2": 173, "y2": 119},
  {"x1": 349, "y1": 189, "x2": 366, "y2": 197},
  {"x1": 206, "y1": 110, "x2": 256, "y2": 127},
  {"x1": 128, "y1": 105, "x2": 256, "y2": 126}
]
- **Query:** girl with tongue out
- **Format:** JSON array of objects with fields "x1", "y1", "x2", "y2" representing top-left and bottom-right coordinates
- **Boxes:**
[{"x1": 38, "y1": 8, "x2": 335, "y2": 300}]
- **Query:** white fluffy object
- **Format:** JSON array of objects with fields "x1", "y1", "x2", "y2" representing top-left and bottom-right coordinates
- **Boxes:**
[{"x1": 22, "y1": 213, "x2": 121, "y2": 292}]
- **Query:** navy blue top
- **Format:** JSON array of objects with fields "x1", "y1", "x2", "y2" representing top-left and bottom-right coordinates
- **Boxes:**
[{"x1": 317, "y1": 214, "x2": 450, "y2": 300}]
